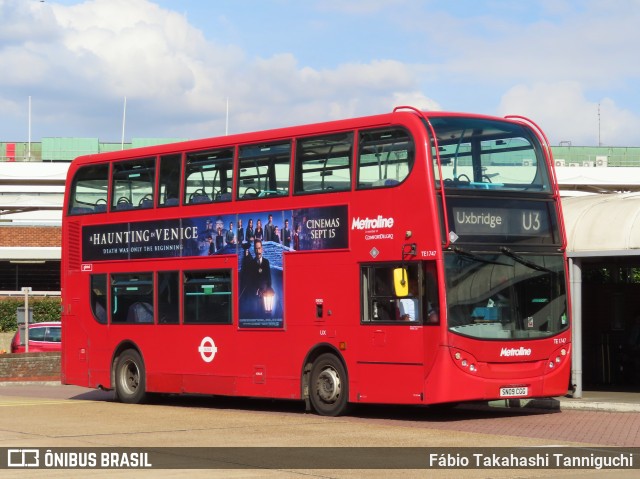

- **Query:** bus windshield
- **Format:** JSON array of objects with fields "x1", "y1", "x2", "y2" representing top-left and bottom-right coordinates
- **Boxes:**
[
  {"x1": 444, "y1": 251, "x2": 568, "y2": 339},
  {"x1": 429, "y1": 116, "x2": 551, "y2": 192}
]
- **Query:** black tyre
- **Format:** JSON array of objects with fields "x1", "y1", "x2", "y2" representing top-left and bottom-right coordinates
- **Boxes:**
[
  {"x1": 309, "y1": 353, "x2": 349, "y2": 416},
  {"x1": 114, "y1": 349, "x2": 147, "y2": 404}
]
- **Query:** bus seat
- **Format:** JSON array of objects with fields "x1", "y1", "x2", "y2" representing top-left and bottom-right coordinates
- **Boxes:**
[
  {"x1": 190, "y1": 194, "x2": 211, "y2": 204},
  {"x1": 94, "y1": 301, "x2": 107, "y2": 323},
  {"x1": 127, "y1": 302, "x2": 154, "y2": 323},
  {"x1": 94, "y1": 203, "x2": 107, "y2": 213},
  {"x1": 219, "y1": 192, "x2": 232, "y2": 201},
  {"x1": 372, "y1": 179, "x2": 399, "y2": 187},
  {"x1": 165, "y1": 197, "x2": 179, "y2": 206},
  {"x1": 139, "y1": 199, "x2": 153, "y2": 208},
  {"x1": 116, "y1": 200, "x2": 133, "y2": 210},
  {"x1": 70, "y1": 206, "x2": 94, "y2": 215}
]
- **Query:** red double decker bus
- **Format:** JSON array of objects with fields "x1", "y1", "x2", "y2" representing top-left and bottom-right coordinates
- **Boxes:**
[{"x1": 61, "y1": 107, "x2": 570, "y2": 416}]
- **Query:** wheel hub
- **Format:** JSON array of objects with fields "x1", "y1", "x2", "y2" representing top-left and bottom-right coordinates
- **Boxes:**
[
  {"x1": 317, "y1": 367, "x2": 341, "y2": 403},
  {"x1": 122, "y1": 360, "x2": 139, "y2": 393}
]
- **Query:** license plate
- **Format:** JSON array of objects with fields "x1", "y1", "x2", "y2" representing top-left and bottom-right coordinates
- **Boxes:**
[{"x1": 500, "y1": 386, "x2": 528, "y2": 397}]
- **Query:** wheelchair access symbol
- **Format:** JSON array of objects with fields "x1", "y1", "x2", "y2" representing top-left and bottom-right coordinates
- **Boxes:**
[{"x1": 198, "y1": 336, "x2": 218, "y2": 363}]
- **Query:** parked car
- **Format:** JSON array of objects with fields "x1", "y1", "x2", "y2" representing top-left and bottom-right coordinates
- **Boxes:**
[{"x1": 10, "y1": 321, "x2": 61, "y2": 353}]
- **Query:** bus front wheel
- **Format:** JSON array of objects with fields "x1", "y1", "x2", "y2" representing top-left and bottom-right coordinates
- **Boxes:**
[
  {"x1": 114, "y1": 349, "x2": 147, "y2": 404},
  {"x1": 309, "y1": 353, "x2": 349, "y2": 416}
]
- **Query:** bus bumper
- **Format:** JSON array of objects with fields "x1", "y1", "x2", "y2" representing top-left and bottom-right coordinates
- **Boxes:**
[{"x1": 423, "y1": 346, "x2": 571, "y2": 405}]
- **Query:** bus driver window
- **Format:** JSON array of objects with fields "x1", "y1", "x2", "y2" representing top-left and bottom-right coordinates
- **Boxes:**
[
  {"x1": 361, "y1": 264, "x2": 417, "y2": 323},
  {"x1": 362, "y1": 262, "x2": 439, "y2": 324}
]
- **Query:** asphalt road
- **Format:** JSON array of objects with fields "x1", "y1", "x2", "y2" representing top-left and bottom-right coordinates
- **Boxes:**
[{"x1": 0, "y1": 383, "x2": 638, "y2": 478}]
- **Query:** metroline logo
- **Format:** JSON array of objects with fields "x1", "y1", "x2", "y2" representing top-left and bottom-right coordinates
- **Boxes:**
[
  {"x1": 351, "y1": 215, "x2": 395, "y2": 230},
  {"x1": 500, "y1": 347, "x2": 532, "y2": 357}
]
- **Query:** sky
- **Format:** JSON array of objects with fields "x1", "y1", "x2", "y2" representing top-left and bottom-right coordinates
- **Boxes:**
[{"x1": 2, "y1": 0, "x2": 640, "y2": 146}]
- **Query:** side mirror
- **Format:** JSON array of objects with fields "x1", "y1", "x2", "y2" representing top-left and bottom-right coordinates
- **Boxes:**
[{"x1": 393, "y1": 268, "x2": 409, "y2": 297}]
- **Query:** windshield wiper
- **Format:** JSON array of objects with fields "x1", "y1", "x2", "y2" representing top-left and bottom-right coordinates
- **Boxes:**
[
  {"x1": 499, "y1": 247, "x2": 555, "y2": 273},
  {"x1": 452, "y1": 247, "x2": 509, "y2": 266}
]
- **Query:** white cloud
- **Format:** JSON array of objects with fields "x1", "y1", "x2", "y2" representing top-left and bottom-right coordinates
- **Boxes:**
[
  {"x1": 402, "y1": 1, "x2": 640, "y2": 145},
  {"x1": 2, "y1": 0, "x2": 640, "y2": 147},
  {"x1": 51, "y1": 0, "x2": 242, "y2": 100},
  {"x1": 391, "y1": 92, "x2": 441, "y2": 112},
  {"x1": 221, "y1": 56, "x2": 439, "y2": 135},
  {"x1": 497, "y1": 82, "x2": 640, "y2": 146},
  {"x1": 418, "y1": 5, "x2": 640, "y2": 93},
  {"x1": 0, "y1": 0, "x2": 440, "y2": 140}
]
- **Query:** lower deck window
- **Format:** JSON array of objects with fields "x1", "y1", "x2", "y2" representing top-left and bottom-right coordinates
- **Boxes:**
[
  {"x1": 184, "y1": 270, "x2": 232, "y2": 324},
  {"x1": 111, "y1": 273, "x2": 154, "y2": 324},
  {"x1": 158, "y1": 271, "x2": 180, "y2": 324},
  {"x1": 91, "y1": 274, "x2": 107, "y2": 324}
]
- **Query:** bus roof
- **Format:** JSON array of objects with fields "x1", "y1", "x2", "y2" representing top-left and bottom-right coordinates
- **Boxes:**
[{"x1": 68, "y1": 109, "x2": 521, "y2": 166}]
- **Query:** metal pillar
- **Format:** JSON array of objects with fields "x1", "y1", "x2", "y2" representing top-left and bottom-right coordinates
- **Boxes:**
[{"x1": 569, "y1": 258, "x2": 583, "y2": 398}]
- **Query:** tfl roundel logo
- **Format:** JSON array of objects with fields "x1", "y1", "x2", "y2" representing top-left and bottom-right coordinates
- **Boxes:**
[{"x1": 198, "y1": 337, "x2": 218, "y2": 363}]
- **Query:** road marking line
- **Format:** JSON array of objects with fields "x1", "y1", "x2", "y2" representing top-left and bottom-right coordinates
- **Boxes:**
[{"x1": 0, "y1": 400, "x2": 80, "y2": 407}]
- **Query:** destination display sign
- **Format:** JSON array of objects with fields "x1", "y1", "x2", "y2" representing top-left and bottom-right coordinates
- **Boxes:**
[
  {"x1": 452, "y1": 207, "x2": 549, "y2": 236},
  {"x1": 445, "y1": 198, "x2": 559, "y2": 244}
]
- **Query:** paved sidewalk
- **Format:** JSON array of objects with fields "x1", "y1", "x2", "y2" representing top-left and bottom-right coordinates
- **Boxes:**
[
  {"x1": 513, "y1": 390, "x2": 640, "y2": 413},
  {"x1": 1, "y1": 380, "x2": 638, "y2": 414},
  {"x1": 558, "y1": 390, "x2": 640, "y2": 412}
]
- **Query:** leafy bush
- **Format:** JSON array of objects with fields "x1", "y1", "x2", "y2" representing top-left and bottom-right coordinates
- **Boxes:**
[{"x1": 0, "y1": 297, "x2": 61, "y2": 332}]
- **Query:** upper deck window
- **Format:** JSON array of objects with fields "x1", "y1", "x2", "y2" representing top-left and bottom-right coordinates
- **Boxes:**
[
  {"x1": 158, "y1": 154, "x2": 182, "y2": 207},
  {"x1": 185, "y1": 148, "x2": 234, "y2": 204},
  {"x1": 238, "y1": 142, "x2": 291, "y2": 199},
  {"x1": 357, "y1": 128, "x2": 414, "y2": 189},
  {"x1": 295, "y1": 133, "x2": 352, "y2": 194},
  {"x1": 111, "y1": 158, "x2": 156, "y2": 211},
  {"x1": 68, "y1": 164, "x2": 109, "y2": 215},
  {"x1": 429, "y1": 117, "x2": 551, "y2": 193}
]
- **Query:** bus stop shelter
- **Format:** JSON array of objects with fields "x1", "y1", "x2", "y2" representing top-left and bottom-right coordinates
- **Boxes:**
[{"x1": 562, "y1": 192, "x2": 640, "y2": 397}]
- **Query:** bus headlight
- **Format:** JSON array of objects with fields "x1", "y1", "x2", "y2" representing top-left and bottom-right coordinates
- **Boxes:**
[
  {"x1": 546, "y1": 346, "x2": 570, "y2": 372},
  {"x1": 450, "y1": 348, "x2": 478, "y2": 374}
]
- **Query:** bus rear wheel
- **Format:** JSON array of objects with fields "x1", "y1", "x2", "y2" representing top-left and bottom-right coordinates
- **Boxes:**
[
  {"x1": 114, "y1": 349, "x2": 147, "y2": 404},
  {"x1": 309, "y1": 353, "x2": 349, "y2": 416}
]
